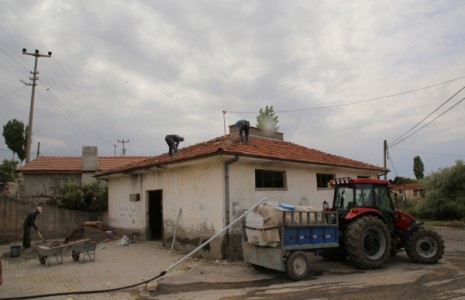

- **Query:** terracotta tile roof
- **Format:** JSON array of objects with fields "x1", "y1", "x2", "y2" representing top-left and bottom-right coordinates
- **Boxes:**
[
  {"x1": 17, "y1": 156, "x2": 149, "y2": 174},
  {"x1": 392, "y1": 183, "x2": 424, "y2": 191},
  {"x1": 97, "y1": 135, "x2": 387, "y2": 176}
]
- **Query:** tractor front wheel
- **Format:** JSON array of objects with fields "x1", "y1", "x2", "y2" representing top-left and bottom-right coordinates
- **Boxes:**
[
  {"x1": 406, "y1": 229, "x2": 444, "y2": 264},
  {"x1": 344, "y1": 215, "x2": 391, "y2": 269}
]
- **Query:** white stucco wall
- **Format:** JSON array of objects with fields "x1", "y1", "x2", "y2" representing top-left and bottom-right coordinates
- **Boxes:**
[
  {"x1": 227, "y1": 159, "x2": 379, "y2": 225},
  {"x1": 142, "y1": 162, "x2": 225, "y2": 236},
  {"x1": 106, "y1": 155, "x2": 380, "y2": 245},
  {"x1": 107, "y1": 158, "x2": 226, "y2": 239},
  {"x1": 107, "y1": 175, "x2": 145, "y2": 230}
]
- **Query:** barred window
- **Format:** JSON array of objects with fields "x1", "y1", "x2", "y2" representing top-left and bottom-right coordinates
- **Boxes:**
[{"x1": 255, "y1": 170, "x2": 286, "y2": 188}]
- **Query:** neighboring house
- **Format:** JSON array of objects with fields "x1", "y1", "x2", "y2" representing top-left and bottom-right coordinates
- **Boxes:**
[
  {"x1": 17, "y1": 146, "x2": 148, "y2": 196},
  {"x1": 95, "y1": 126, "x2": 388, "y2": 259},
  {"x1": 391, "y1": 183, "x2": 425, "y2": 201}
]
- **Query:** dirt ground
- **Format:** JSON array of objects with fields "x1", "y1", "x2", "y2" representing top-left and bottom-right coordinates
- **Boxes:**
[
  {"x1": 1, "y1": 227, "x2": 464, "y2": 300},
  {"x1": 150, "y1": 227, "x2": 465, "y2": 300}
]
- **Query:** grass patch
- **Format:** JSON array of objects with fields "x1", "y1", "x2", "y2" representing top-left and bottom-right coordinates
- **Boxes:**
[{"x1": 424, "y1": 220, "x2": 465, "y2": 229}]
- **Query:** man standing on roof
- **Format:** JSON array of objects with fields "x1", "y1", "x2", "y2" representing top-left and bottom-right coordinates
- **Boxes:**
[
  {"x1": 165, "y1": 135, "x2": 184, "y2": 156},
  {"x1": 23, "y1": 207, "x2": 42, "y2": 248},
  {"x1": 236, "y1": 120, "x2": 250, "y2": 143}
]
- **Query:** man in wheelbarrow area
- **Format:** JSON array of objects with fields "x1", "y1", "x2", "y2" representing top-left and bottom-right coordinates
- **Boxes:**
[{"x1": 22, "y1": 207, "x2": 42, "y2": 248}]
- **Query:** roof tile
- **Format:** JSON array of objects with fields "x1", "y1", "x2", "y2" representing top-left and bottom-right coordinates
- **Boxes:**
[
  {"x1": 18, "y1": 156, "x2": 149, "y2": 174},
  {"x1": 98, "y1": 135, "x2": 386, "y2": 176}
]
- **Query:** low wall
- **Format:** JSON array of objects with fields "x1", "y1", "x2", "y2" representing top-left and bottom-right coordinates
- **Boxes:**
[{"x1": 0, "y1": 195, "x2": 108, "y2": 240}]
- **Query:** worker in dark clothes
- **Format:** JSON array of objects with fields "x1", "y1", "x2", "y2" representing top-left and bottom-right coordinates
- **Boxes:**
[
  {"x1": 165, "y1": 135, "x2": 184, "y2": 156},
  {"x1": 236, "y1": 120, "x2": 250, "y2": 143},
  {"x1": 23, "y1": 207, "x2": 42, "y2": 248}
]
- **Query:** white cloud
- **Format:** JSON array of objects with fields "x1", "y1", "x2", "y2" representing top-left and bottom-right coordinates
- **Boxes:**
[{"x1": 1, "y1": 0, "x2": 465, "y2": 179}]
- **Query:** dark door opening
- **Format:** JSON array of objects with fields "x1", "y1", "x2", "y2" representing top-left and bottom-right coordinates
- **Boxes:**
[{"x1": 148, "y1": 190, "x2": 163, "y2": 241}]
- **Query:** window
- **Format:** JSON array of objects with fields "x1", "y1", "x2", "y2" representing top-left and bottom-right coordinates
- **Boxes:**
[
  {"x1": 255, "y1": 170, "x2": 286, "y2": 188},
  {"x1": 316, "y1": 173, "x2": 335, "y2": 188}
]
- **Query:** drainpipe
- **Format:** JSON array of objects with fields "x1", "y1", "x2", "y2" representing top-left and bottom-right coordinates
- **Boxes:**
[
  {"x1": 222, "y1": 155, "x2": 239, "y2": 259},
  {"x1": 224, "y1": 155, "x2": 240, "y2": 228}
]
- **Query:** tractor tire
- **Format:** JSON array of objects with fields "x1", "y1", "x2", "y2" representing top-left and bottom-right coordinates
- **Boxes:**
[
  {"x1": 285, "y1": 251, "x2": 309, "y2": 281},
  {"x1": 406, "y1": 229, "x2": 444, "y2": 264},
  {"x1": 344, "y1": 215, "x2": 391, "y2": 269}
]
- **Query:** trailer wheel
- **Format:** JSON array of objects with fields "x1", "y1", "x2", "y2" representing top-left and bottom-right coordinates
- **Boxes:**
[
  {"x1": 285, "y1": 251, "x2": 309, "y2": 281},
  {"x1": 344, "y1": 215, "x2": 391, "y2": 269},
  {"x1": 72, "y1": 250, "x2": 80, "y2": 261},
  {"x1": 39, "y1": 256, "x2": 46, "y2": 265},
  {"x1": 406, "y1": 229, "x2": 444, "y2": 264}
]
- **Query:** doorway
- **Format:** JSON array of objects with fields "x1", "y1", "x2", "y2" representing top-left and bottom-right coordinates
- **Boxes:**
[{"x1": 148, "y1": 190, "x2": 163, "y2": 241}]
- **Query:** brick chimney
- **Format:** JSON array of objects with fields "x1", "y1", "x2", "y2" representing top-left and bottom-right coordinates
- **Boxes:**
[
  {"x1": 228, "y1": 124, "x2": 283, "y2": 141},
  {"x1": 82, "y1": 146, "x2": 98, "y2": 184}
]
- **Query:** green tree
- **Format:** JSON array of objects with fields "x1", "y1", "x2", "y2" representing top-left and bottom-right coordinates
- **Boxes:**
[
  {"x1": 391, "y1": 176, "x2": 416, "y2": 185},
  {"x1": 413, "y1": 156, "x2": 425, "y2": 180},
  {"x1": 2, "y1": 119, "x2": 27, "y2": 162},
  {"x1": 417, "y1": 160, "x2": 465, "y2": 220},
  {"x1": 0, "y1": 159, "x2": 18, "y2": 183},
  {"x1": 256, "y1": 105, "x2": 279, "y2": 132}
]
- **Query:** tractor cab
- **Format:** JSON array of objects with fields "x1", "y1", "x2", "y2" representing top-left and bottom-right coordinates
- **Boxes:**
[{"x1": 330, "y1": 177, "x2": 396, "y2": 232}]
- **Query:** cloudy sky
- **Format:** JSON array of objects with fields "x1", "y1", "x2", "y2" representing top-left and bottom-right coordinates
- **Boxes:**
[{"x1": 1, "y1": 0, "x2": 465, "y2": 180}]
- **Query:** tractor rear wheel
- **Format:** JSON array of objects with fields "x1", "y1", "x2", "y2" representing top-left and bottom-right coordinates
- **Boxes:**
[
  {"x1": 406, "y1": 229, "x2": 444, "y2": 264},
  {"x1": 344, "y1": 215, "x2": 391, "y2": 269},
  {"x1": 285, "y1": 251, "x2": 309, "y2": 281}
]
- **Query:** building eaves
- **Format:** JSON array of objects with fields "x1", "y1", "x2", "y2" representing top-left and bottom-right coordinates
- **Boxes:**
[{"x1": 96, "y1": 135, "x2": 387, "y2": 177}]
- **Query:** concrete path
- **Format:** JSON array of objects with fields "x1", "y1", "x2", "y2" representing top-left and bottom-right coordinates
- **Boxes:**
[{"x1": 0, "y1": 239, "x2": 188, "y2": 300}]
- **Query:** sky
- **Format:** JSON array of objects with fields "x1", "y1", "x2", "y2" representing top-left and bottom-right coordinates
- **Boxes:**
[{"x1": 1, "y1": 0, "x2": 465, "y2": 180}]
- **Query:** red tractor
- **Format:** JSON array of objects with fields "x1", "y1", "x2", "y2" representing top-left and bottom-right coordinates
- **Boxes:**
[{"x1": 322, "y1": 177, "x2": 445, "y2": 269}]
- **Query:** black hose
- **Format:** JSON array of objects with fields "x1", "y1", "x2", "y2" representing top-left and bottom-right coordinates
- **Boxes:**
[{"x1": 0, "y1": 270, "x2": 167, "y2": 300}]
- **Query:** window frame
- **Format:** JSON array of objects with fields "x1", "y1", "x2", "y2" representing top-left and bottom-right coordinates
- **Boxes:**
[
  {"x1": 255, "y1": 169, "x2": 287, "y2": 189},
  {"x1": 316, "y1": 173, "x2": 335, "y2": 189}
]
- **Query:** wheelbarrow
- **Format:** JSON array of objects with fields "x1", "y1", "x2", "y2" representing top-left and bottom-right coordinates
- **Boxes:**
[
  {"x1": 71, "y1": 240, "x2": 97, "y2": 263},
  {"x1": 36, "y1": 239, "x2": 90, "y2": 266},
  {"x1": 36, "y1": 242, "x2": 69, "y2": 267}
]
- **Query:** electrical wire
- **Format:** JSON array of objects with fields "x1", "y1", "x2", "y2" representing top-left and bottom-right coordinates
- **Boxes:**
[
  {"x1": 389, "y1": 96, "x2": 465, "y2": 148},
  {"x1": 390, "y1": 147, "x2": 464, "y2": 158},
  {"x1": 225, "y1": 75, "x2": 465, "y2": 114},
  {"x1": 386, "y1": 150, "x2": 400, "y2": 178},
  {"x1": 0, "y1": 86, "x2": 26, "y2": 101},
  {"x1": 389, "y1": 85, "x2": 465, "y2": 147}
]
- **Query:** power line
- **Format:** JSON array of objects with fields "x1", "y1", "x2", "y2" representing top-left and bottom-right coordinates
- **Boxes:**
[
  {"x1": 0, "y1": 85, "x2": 26, "y2": 101},
  {"x1": 389, "y1": 95, "x2": 465, "y2": 148},
  {"x1": 226, "y1": 75, "x2": 465, "y2": 114},
  {"x1": 386, "y1": 150, "x2": 400, "y2": 178},
  {"x1": 391, "y1": 147, "x2": 464, "y2": 158},
  {"x1": 389, "y1": 85, "x2": 465, "y2": 147}
]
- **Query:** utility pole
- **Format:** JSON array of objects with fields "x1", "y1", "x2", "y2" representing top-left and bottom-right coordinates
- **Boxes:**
[
  {"x1": 383, "y1": 140, "x2": 388, "y2": 180},
  {"x1": 117, "y1": 139, "x2": 129, "y2": 156},
  {"x1": 22, "y1": 48, "x2": 52, "y2": 163}
]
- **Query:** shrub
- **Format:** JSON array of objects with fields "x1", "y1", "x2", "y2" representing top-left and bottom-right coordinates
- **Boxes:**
[{"x1": 49, "y1": 181, "x2": 107, "y2": 212}]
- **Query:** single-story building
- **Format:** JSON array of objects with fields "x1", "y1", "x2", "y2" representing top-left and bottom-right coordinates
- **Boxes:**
[
  {"x1": 96, "y1": 126, "x2": 388, "y2": 259},
  {"x1": 17, "y1": 146, "x2": 148, "y2": 197},
  {"x1": 392, "y1": 182, "x2": 425, "y2": 201}
]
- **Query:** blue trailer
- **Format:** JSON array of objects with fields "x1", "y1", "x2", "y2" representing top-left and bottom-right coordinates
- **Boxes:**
[{"x1": 242, "y1": 206, "x2": 339, "y2": 280}]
